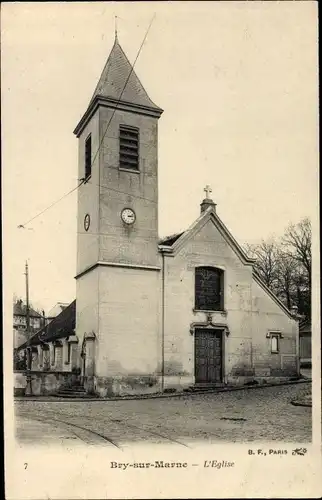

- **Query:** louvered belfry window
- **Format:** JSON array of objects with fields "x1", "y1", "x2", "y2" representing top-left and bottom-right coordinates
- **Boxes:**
[
  {"x1": 119, "y1": 125, "x2": 139, "y2": 170},
  {"x1": 195, "y1": 267, "x2": 224, "y2": 311}
]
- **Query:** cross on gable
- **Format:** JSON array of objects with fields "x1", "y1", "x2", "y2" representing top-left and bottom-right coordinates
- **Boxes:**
[{"x1": 204, "y1": 185, "x2": 212, "y2": 199}]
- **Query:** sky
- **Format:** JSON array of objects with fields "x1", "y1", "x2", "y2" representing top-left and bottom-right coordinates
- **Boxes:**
[{"x1": 2, "y1": 2, "x2": 318, "y2": 313}]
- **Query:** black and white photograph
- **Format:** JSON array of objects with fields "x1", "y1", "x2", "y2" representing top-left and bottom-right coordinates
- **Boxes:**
[{"x1": 3, "y1": 2, "x2": 320, "y2": 499}]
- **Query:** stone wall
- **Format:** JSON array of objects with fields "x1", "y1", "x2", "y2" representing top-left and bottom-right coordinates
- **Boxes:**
[
  {"x1": 14, "y1": 371, "x2": 75, "y2": 396},
  {"x1": 94, "y1": 265, "x2": 161, "y2": 397},
  {"x1": 250, "y1": 278, "x2": 299, "y2": 382}
]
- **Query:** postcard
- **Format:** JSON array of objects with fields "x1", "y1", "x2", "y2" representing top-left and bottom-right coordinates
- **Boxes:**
[{"x1": 3, "y1": 2, "x2": 320, "y2": 499}]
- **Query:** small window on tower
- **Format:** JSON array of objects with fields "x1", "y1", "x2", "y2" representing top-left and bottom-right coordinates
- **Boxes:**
[
  {"x1": 119, "y1": 126, "x2": 139, "y2": 170},
  {"x1": 85, "y1": 134, "x2": 92, "y2": 180}
]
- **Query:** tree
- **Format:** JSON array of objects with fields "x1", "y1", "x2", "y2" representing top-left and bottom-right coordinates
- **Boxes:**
[
  {"x1": 282, "y1": 218, "x2": 311, "y2": 319},
  {"x1": 245, "y1": 217, "x2": 311, "y2": 319},
  {"x1": 282, "y1": 218, "x2": 311, "y2": 286},
  {"x1": 245, "y1": 239, "x2": 280, "y2": 294}
]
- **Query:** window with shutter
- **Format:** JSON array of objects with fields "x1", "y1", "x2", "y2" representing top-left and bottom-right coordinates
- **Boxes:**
[
  {"x1": 195, "y1": 267, "x2": 224, "y2": 311},
  {"x1": 119, "y1": 125, "x2": 139, "y2": 170}
]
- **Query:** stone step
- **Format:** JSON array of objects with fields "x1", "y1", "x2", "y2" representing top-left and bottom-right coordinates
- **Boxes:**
[
  {"x1": 185, "y1": 385, "x2": 223, "y2": 392},
  {"x1": 59, "y1": 387, "x2": 86, "y2": 393},
  {"x1": 58, "y1": 391, "x2": 86, "y2": 395},
  {"x1": 54, "y1": 392, "x2": 96, "y2": 399}
]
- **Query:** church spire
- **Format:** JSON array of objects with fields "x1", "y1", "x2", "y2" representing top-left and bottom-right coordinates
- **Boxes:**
[
  {"x1": 74, "y1": 32, "x2": 163, "y2": 137},
  {"x1": 88, "y1": 36, "x2": 161, "y2": 111},
  {"x1": 114, "y1": 15, "x2": 118, "y2": 41}
]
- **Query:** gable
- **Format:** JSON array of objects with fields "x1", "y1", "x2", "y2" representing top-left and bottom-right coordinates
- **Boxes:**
[
  {"x1": 159, "y1": 207, "x2": 255, "y2": 267},
  {"x1": 181, "y1": 217, "x2": 245, "y2": 267}
]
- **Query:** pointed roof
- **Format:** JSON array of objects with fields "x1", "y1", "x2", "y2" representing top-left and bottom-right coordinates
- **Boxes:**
[
  {"x1": 89, "y1": 37, "x2": 161, "y2": 110},
  {"x1": 13, "y1": 299, "x2": 42, "y2": 318},
  {"x1": 74, "y1": 37, "x2": 163, "y2": 136}
]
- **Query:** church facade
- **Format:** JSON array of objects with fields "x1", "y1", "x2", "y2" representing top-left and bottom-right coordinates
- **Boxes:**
[{"x1": 73, "y1": 37, "x2": 299, "y2": 397}]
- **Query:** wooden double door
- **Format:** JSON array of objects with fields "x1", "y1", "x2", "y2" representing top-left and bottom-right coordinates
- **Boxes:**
[{"x1": 195, "y1": 328, "x2": 223, "y2": 384}]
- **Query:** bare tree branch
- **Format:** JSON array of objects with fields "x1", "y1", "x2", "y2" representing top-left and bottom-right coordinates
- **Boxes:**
[{"x1": 245, "y1": 217, "x2": 311, "y2": 319}]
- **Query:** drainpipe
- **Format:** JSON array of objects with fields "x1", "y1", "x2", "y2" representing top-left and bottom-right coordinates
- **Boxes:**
[{"x1": 161, "y1": 251, "x2": 165, "y2": 392}]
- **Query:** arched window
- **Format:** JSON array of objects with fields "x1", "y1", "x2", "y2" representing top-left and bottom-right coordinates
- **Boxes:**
[{"x1": 195, "y1": 266, "x2": 224, "y2": 311}]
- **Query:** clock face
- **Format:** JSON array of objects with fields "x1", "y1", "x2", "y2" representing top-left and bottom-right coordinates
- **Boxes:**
[
  {"x1": 121, "y1": 208, "x2": 136, "y2": 225},
  {"x1": 84, "y1": 214, "x2": 90, "y2": 231}
]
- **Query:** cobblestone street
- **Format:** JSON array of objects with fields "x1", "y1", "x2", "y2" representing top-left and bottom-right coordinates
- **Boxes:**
[{"x1": 15, "y1": 383, "x2": 311, "y2": 448}]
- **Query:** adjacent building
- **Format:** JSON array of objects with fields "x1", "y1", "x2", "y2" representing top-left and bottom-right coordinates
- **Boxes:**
[
  {"x1": 13, "y1": 299, "x2": 44, "y2": 349},
  {"x1": 299, "y1": 319, "x2": 312, "y2": 367},
  {"x1": 46, "y1": 302, "x2": 69, "y2": 324}
]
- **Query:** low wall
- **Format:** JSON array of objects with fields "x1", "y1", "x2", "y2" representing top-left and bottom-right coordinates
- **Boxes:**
[
  {"x1": 14, "y1": 371, "x2": 27, "y2": 396},
  {"x1": 14, "y1": 370, "x2": 75, "y2": 396},
  {"x1": 94, "y1": 375, "x2": 161, "y2": 398}
]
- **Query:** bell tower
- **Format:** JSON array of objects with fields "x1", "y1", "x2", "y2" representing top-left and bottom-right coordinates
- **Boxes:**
[{"x1": 74, "y1": 36, "x2": 163, "y2": 396}]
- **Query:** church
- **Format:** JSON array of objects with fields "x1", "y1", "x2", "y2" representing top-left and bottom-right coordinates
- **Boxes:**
[
  {"x1": 16, "y1": 35, "x2": 300, "y2": 397},
  {"x1": 73, "y1": 35, "x2": 299, "y2": 397}
]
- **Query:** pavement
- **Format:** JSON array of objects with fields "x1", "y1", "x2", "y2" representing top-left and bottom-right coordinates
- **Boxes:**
[{"x1": 15, "y1": 382, "x2": 312, "y2": 448}]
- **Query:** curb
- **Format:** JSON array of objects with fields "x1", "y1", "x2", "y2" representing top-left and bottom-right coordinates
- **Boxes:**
[{"x1": 14, "y1": 378, "x2": 312, "y2": 403}]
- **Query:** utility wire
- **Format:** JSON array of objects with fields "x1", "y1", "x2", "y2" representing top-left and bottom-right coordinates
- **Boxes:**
[
  {"x1": 18, "y1": 14, "x2": 156, "y2": 230},
  {"x1": 18, "y1": 182, "x2": 84, "y2": 228}
]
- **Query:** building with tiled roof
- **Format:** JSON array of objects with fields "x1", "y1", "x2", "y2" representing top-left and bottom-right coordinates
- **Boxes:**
[
  {"x1": 13, "y1": 299, "x2": 42, "y2": 319},
  {"x1": 16, "y1": 301, "x2": 77, "y2": 373},
  {"x1": 13, "y1": 299, "x2": 44, "y2": 349}
]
